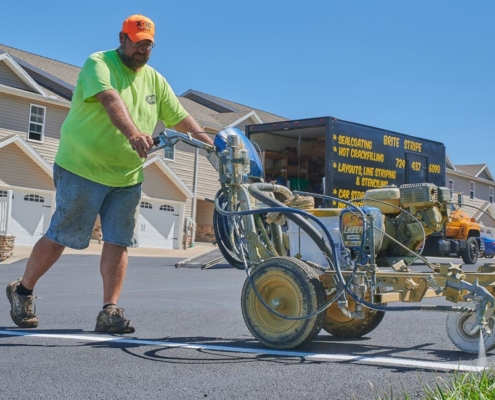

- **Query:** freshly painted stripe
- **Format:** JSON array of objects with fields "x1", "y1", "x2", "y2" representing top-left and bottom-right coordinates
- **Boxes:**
[{"x1": 0, "y1": 330, "x2": 484, "y2": 372}]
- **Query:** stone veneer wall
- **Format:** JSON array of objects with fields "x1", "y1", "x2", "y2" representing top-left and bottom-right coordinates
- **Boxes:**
[
  {"x1": 91, "y1": 216, "x2": 102, "y2": 242},
  {"x1": 195, "y1": 224, "x2": 215, "y2": 243},
  {"x1": 0, "y1": 235, "x2": 15, "y2": 262}
]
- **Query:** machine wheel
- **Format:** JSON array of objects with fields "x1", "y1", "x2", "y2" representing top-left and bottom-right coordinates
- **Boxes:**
[
  {"x1": 323, "y1": 289, "x2": 386, "y2": 338},
  {"x1": 446, "y1": 306, "x2": 495, "y2": 354},
  {"x1": 461, "y1": 237, "x2": 479, "y2": 265},
  {"x1": 241, "y1": 257, "x2": 326, "y2": 349}
]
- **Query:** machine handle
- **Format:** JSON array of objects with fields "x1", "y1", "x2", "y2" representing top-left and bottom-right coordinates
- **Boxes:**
[
  {"x1": 152, "y1": 136, "x2": 161, "y2": 147},
  {"x1": 147, "y1": 130, "x2": 216, "y2": 155}
]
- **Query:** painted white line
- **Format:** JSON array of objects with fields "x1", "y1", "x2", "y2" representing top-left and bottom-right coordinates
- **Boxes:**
[{"x1": 0, "y1": 329, "x2": 486, "y2": 372}]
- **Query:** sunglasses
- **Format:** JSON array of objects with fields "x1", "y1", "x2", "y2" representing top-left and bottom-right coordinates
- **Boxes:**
[{"x1": 125, "y1": 35, "x2": 155, "y2": 51}]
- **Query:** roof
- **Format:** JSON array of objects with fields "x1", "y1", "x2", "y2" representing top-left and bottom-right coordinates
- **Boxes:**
[
  {"x1": 181, "y1": 89, "x2": 288, "y2": 126},
  {"x1": 0, "y1": 44, "x2": 80, "y2": 87},
  {"x1": 450, "y1": 163, "x2": 494, "y2": 182}
]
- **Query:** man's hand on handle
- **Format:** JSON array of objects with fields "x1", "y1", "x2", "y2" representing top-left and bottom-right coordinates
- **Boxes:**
[{"x1": 128, "y1": 133, "x2": 154, "y2": 158}]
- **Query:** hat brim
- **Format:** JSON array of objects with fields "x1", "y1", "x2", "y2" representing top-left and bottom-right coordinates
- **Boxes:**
[{"x1": 127, "y1": 32, "x2": 155, "y2": 43}]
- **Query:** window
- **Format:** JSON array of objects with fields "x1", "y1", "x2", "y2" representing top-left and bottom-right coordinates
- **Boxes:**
[
  {"x1": 160, "y1": 205, "x2": 174, "y2": 212},
  {"x1": 28, "y1": 104, "x2": 46, "y2": 142},
  {"x1": 0, "y1": 191, "x2": 13, "y2": 199},
  {"x1": 163, "y1": 146, "x2": 175, "y2": 161},
  {"x1": 140, "y1": 201, "x2": 152, "y2": 209},
  {"x1": 470, "y1": 181, "x2": 475, "y2": 200},
  {"x1": 490, "y1": 187, "x2": 494, "y2": 204},
  {"x1": 24, "y1": 194, "x2": 44, "y2": 203},
  {"x1": 448, "y1": 179, "x2": 454, "y2": 197}
]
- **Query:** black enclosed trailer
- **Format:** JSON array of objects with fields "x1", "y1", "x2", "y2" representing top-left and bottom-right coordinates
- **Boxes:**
[{"x1": 246, "y1": 116, "x2": 446, "y2": 207}]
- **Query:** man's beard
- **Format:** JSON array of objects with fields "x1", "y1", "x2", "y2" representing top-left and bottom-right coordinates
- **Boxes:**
[{"x1": 118, "y1": 48, "x2": 149, "y2": 71}]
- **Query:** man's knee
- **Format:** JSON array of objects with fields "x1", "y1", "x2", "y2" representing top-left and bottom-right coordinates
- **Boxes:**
[{"x1": 39, "y1": 235, "x2": 66, "y2": 252}]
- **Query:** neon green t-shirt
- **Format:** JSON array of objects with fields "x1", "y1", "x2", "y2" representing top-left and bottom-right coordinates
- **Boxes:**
[{"x1": 55, "y1": 49, "x2": 189, "y2": 187}]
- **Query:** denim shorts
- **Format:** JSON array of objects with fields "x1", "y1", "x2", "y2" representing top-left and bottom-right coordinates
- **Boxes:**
[{"x1": 45, "y1": 164, "x2": 141, "y2": 249}]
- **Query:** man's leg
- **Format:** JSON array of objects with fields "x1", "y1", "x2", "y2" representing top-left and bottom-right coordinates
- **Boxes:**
[
  {"x1": 100, "y1": 242, "x2": 128, "y2": 305},
  {"x1": 22, "y1": 236, "x2": 66, "y2": 289},
  {"x1": 94, "y1": 183, "x2": 140, "y2": 334},
  {"x1": 6, "y1": 236, "x2": 65, "y2": 328},
  {"x1": 94, "y1": 242, "x2": 135, "y2": 333}
]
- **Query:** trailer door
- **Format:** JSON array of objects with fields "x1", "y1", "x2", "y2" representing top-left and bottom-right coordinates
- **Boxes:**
[{"x1": 405, "y1": 153, "x2": 428, "y2": 184}]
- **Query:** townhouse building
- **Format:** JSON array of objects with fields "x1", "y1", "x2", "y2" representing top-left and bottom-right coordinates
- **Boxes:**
[{"x1": 0, "y1": 43, "x2": 493, "y2": 254}]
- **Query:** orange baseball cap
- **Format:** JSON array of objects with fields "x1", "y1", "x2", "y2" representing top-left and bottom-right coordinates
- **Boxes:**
[{"x1": 122, "y1": 14, "x2": 155, "y2": 43}]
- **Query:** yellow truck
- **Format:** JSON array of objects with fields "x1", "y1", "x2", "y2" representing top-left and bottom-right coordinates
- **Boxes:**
[{"x1": 422, "y1": 205, "x2": 483, "y2": 264}]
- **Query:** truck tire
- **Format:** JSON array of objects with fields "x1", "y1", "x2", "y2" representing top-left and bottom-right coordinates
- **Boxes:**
[{"x1": 461, "y1": 237, "x2": 478, "y2": 264}]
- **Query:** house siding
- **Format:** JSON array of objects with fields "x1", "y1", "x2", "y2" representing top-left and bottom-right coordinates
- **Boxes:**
[
  {"x1": 0, "y1": 144, "x2": 53, "y2": 190},
  {"x1": 142, "y1": 163, "x2": 187, "y2": 202},
  {"x1": 195, "y1": 200, "x2": 215, "y2": 242},
  {"x1": 185, "y1": 198, "x2": 192, "y2": 219},
  {"x1": 447, "y1": 172, "x2": 493, "y2": 204},
  {"x1": 0, "y1": 94, "x2": 32, "y2": 132},
  {"x1": 195, "y1": 150, "x2": 220, "y2": 199},
  {"x1": 0, "y1": 93, "x2": 68, "y2": 142},
  {"x1": 164, "y1": 145, "x2": 220, "y2": 199},
  {"x1": 0, "y1": 61, "x2": 31, "y2": 91},
  {"x1": 446, "y1": 170, "x2": 495, "y2": 227},
  {"x1": 196, "y1": 200, "x2": 214, "y2": 225}
]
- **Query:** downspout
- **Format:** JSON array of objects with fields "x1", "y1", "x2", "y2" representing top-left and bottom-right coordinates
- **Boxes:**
[{"x1": 190, "y1": 147, "x2": 199, "y2": 247}]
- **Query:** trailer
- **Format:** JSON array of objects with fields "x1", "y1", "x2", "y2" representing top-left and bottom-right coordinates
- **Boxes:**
[{"x1": 246, "y1": 116, "x2": 446, "y2": 206}]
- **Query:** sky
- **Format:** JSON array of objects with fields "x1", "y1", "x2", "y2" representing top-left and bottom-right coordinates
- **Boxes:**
[{"x1": 2, "y1": 1, "x2": 494, "y2": 173}]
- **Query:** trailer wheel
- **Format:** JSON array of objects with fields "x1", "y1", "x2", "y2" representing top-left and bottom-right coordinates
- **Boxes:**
[
  {"x1": 323, "y1": 290, "x2": 386, "y2": 338},
  {"x1": 241, "y1": 257, "x2": 326, "y2": 349},
  {"x1": 446, "y1": 306, "x2": 495, "y2": 353},
  {"x1": 461, "y1": 237, "x2": 479, "y2": 264}
]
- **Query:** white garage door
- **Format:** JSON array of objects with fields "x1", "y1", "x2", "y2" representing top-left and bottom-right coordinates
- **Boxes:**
[
  {"x1": 11, "y1": 189, "x2": 53, "y2": 246},
  {"x1": 137, "y1": 200, "x2": 181, "y2": 249}
]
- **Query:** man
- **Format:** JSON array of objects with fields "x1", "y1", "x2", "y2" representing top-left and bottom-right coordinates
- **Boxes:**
[{"x1": 6, "y1": 14, "x2": 213, "y2": 333}]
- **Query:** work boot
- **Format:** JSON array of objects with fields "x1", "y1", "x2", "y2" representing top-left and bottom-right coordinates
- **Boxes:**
[
  {"x1": 6, "y1": 279, "x2": 39, "y2": 328},
  {"x1": 95, "y1": 305, "x2": 135, "y2": 333}
]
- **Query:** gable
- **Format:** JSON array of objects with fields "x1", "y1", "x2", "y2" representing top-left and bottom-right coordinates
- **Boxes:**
[
  {"x1": 0, "y1": 53, "x2": 48, "y2": 96},
  {"x1": 0, "y1": 143, "x2": 53, "y2": 190},
  {"x1": 0, "y1": 61, "x2": 32, "y2": 92},
  {"x1": 478, "y1": 169, "x2": 492, "y2": 181},
  {"x1": 142, "y1": 163, "x2": 188, "y2": 201}
]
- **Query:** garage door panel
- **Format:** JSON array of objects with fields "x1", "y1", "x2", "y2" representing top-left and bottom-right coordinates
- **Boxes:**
[
  {"x1": 137, "y1": 201, "x2": 181, "y2": 249},
  {"x1": 139, "y1": 208, "x2": 175, "y2": 239},
  {"x1": 11, "y1": 190, "x2": 52, "y2": 246}
]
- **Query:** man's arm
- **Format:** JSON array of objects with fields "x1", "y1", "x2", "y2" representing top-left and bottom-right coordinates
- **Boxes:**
[
  {"x1": 95, "y1": 89, "x2": 154, "y2": 158},
  {"x1": 173, "y1": 115, "x2": 214, "y2": 145}
]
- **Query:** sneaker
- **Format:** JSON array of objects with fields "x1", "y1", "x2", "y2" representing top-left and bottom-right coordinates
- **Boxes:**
[
  {"x1": 6, "y1": 279, "x2": 39, "y2": 328},
  {"x1": 95, "y1": 305, "x2": 135, "y2": 333}
]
